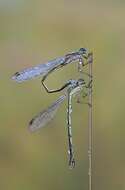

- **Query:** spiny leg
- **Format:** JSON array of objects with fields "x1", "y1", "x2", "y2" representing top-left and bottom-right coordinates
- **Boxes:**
[
  {"x1": 76, "y1": 93, "x2": 92, "y2": 107},
  {"x1": 78, "y1": 57, "x2": 83, "y2": 72},
  {"x1": 85, "y1": 79, "x2": 92, "y2": 89},
  {"x1": 78, "y1": 52, "x2": 93, "y2": 76},
  {"x1": 78, "y1": 57, "x2": 93, "y2": 80}
]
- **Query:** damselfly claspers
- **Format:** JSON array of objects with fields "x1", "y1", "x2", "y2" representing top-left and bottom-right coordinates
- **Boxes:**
[
  {"x1": 12, "y1": 48, "x2": 89, "y2": 83},
  {"x1": 28, "y1": 78, "x2": 92, "y2": 169}
]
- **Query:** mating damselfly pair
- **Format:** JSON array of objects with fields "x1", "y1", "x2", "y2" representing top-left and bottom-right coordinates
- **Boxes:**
[{"x1": 12, "y1": 48, "x2": 93, "y2": 168}]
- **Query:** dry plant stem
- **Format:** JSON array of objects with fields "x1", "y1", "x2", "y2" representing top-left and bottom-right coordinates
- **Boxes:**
[{"x1": 88, "y1": 53, "x2": 93, "y2": 190}]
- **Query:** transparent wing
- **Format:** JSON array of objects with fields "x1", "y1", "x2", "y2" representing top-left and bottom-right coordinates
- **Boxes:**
[
  {"x1": 28, "y1": 95, "x2": 66, "y2": 132},
  {"x1": 12, "y1": 56, "x2": 65, "y2": 82}
]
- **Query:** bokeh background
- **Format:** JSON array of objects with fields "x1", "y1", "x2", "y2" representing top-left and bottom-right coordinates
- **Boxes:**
[{"x1": 0, "y1": 0, "x2": 125, "y2": 190}]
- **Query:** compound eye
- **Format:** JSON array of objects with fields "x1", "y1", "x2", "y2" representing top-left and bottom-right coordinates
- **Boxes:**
[
  {"x1": 79, "y1": 48, "x2": 87, "y2": 54},
  {"x1": 78, "y1": 79, "x2": 85, "y2": 85}
]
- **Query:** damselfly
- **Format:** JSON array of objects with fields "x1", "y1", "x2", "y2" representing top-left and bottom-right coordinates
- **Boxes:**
[
  {"x1": 12, "y1": 48, "x2": 89, "y2": 83},
  {"x1": 28, "y1": 78, "x2": 92, "y2": 168}
]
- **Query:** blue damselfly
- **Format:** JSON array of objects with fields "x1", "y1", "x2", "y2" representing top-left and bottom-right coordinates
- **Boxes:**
[
  {"x1": 29, "y1": 78, "x2": 92, "y2": 168},
  {"x1": 12, "y1": 48, "x2": 89, "y2": 83}
]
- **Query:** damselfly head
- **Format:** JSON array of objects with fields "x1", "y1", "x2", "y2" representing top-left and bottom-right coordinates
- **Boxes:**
[
  {"x1": 79, "y1": 48, "x2": 87, "y2": 55},
  {"x1": 79, "y1": 48, "x2": 89, "y2": 60},
  {"x1": 77, "y1": 78, "x2": 85, "y2": 86}
]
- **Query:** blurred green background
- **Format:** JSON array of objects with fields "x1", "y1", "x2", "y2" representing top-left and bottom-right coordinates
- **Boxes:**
[{"x1": 0, "y1": 0, "x2": 125, "y2": 190}]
